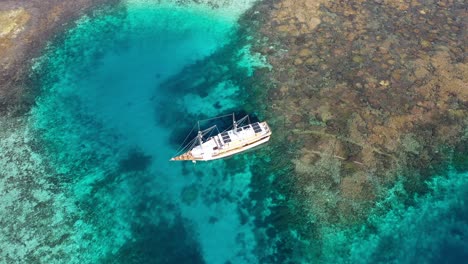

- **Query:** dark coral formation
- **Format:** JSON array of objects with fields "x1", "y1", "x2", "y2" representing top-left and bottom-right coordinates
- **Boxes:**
[
  {"x1": 119, "y1": 150, "x2": 153, "y2": 173},
  {"x1": 107, "y1": 213, "x2": 205, "y2": 264}
]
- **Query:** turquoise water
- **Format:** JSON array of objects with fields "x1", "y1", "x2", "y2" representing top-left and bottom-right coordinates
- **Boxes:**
[
  {"x1": 30, "y1": 2, "x2": 264, "y2": 263},
  {"x1": 321, "y1": 169, "x2": 468, "y2": 263},
  {"x1": 1, "y1": 0, "x2": 465, "y2": 263}
]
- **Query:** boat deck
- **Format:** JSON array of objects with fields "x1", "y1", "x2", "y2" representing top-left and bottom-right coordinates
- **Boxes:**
[{"x1": 190, "y1": 122, "x2": 271, "y2": 160}]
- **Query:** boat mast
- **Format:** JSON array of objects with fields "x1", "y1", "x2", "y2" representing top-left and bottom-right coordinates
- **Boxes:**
[
  {"x1": 233, "y1": 113, "x2": 237, "y2": 130},
  {"x1": 197, "y1": 121, "x2": 203, "y2": 151}
]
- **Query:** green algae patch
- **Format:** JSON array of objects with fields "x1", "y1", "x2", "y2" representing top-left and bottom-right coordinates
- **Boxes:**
[{"x1": 453, "y1": 144, "x2": 468, "y2": 173}]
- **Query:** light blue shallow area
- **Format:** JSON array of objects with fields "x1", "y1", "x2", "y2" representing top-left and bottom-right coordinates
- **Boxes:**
[{"x1": 31, "y1": 3, "x2": 263, "y2": 263}]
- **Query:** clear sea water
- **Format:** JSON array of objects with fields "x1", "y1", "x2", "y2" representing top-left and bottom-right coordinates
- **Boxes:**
[
  {"x1": 1, "y1": 0, "x2": 466, "y2": 263},
  {"x1": 31, "y1": 2, "x2": 263, "y2": 263}
]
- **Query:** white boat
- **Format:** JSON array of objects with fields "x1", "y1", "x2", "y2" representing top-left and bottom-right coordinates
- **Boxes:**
[{"x1": 170, "y1": 114, "x2": 272, "y2": 162}]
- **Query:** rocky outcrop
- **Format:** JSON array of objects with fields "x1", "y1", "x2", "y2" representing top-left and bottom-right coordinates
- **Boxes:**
[{"x1": 0, "y1": 0, "x2": 118, "y2": 115}]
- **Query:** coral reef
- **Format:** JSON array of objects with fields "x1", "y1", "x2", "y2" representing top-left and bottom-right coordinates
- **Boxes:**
[
  {"x1": 252, "y1": 0, "x2": 467, "y2": 215},
  {"x1": 322, "y1": 170, "x2": 468, "y2": 264},
  {"x1": 0, "y1": 114, "x2": 134, "y2": 263},
  {"x1": 241, "y1": 0, "x2": 467, "y2": 261},
  {"x1": 0, "y1": 0, "x2": 118, "y2": 115}
]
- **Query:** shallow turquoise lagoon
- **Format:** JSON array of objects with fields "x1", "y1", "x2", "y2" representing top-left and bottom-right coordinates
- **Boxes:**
[{"x1": 31, "y1": 2, "x2": 264, "y2": 263}]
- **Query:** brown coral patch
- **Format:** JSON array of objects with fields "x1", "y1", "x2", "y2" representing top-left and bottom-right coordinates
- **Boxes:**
[{"x1": 247, "y1": 0, "x2": 468, "y2": 230}]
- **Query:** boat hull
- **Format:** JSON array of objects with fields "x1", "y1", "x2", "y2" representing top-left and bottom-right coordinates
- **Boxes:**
[
  {"x1": 196, "y1": 135, "x2": 271, "y2": 161},
  {"x1": 171, "y1": 120, "x2": 272, "y2": 161}
]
